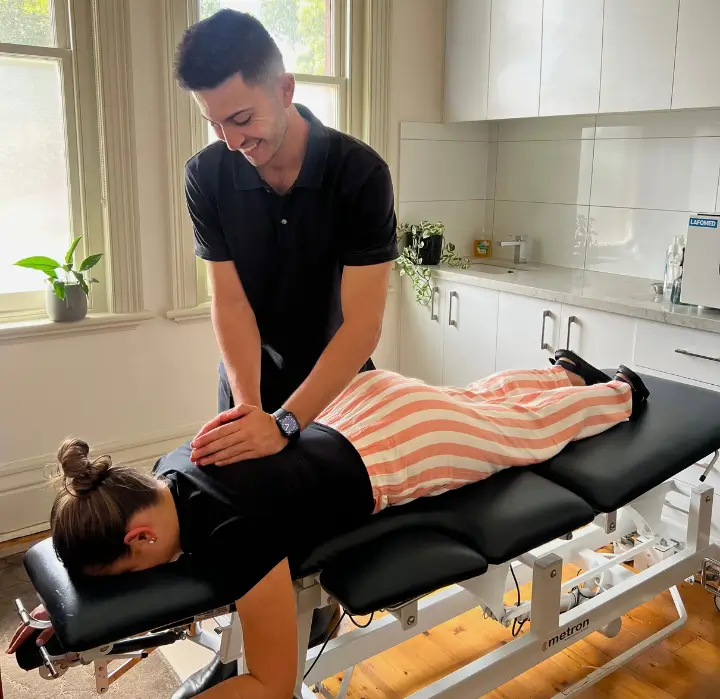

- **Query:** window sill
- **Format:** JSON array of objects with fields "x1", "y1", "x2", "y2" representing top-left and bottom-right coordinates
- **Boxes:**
[
  {"x1": 0, "y1": 311, "x2": 154, "y2": 343},
  {"x1": 166, "y1": 303, "x2": 212, "y2": 324}
]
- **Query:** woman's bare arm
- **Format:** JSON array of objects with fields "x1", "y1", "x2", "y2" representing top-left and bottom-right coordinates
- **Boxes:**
[{"x1": 197, "y1": 558, "x2": 298, "y2": 699}]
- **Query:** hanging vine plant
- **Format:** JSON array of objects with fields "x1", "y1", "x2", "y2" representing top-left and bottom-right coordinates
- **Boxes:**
[{"x1": 396, "y1": 220, "x2": 471, "y2": 306}]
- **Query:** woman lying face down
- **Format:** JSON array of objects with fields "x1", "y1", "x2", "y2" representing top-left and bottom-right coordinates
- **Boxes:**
[
  {"x1": 50, "y1": 358, "x2": 648, "y2": 580},
  {"x1": 50, "y1": 357, "x2": 652, "y2": 579}
]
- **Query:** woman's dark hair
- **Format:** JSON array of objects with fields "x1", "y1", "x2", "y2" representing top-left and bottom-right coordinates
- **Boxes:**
[
  {"x1": 50, "y1": 438, "x2": 160, "y2": 574},
  {"x1": 174, "y1": 9, "x2": 285, "y2": 91}
]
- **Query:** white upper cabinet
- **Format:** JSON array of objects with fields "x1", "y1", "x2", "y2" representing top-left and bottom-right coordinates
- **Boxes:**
[
  {"x1": 599, "y1": 0, "x2": 679, "y2": 114},
  {"x1": 539, "y1": 0, "x2": 604, "y2": 117},
  {"x1": 487, "y1": 0, "x2": 543, "y2": 120},
  {"x1": 672, "y1": 0, "x2": 720, "y2": 110},
  {"x1": 444, "y1": 0, "x2": 491, "y2": 122}
]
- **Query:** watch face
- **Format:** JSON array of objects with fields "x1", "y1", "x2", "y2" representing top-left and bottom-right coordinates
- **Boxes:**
[{"x1": 280, "y1": 413, "x2": 300, "y2": 435}]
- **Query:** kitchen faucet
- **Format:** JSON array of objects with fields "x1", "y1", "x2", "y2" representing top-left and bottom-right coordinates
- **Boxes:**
[{"x1": 499, "y1": 235, "x2": 529, "y2": 264}]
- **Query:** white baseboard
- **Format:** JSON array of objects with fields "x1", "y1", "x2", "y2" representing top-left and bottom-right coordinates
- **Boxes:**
[{"x1": 0, "y1": 425, "x2": 202, "y2": 542}]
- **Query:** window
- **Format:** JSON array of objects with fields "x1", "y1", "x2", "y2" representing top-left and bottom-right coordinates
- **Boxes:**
[
  {"x1": 0, "y1": 0, "x2": 144, "y2": 321},
  {"x1": 0, "y1": 0, "x2": 88, "y2": 314}
]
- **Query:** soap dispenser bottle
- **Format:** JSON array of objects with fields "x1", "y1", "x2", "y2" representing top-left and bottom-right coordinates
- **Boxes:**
[{"x1": 663, "y1": 235, "x2": 685, "y2": 303}]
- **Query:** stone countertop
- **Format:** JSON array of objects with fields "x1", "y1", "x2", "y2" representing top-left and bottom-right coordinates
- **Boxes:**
[{"x1": 427, "y1": 260, "x2": 720, "y2": 335}]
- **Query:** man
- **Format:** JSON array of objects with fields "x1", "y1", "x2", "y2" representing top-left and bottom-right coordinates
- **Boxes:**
[{"x1": 171, "y1": 8, "x2": 397, "y2": 697}]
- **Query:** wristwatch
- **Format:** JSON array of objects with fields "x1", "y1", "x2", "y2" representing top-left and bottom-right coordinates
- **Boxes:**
[{"x1": 273, "y1": 408, "x2": 301, "y2": 443}]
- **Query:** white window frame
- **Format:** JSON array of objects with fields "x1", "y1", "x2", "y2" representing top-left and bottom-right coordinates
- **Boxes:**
[
  {"x1": 0, "y1": 0, "x2": 144, "y2": 325},
  {"x1": 163, "y1": 0, "x2": 390, "y2": 321}
]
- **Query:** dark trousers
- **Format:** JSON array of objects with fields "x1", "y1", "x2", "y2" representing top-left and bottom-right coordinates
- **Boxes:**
[{"x1": 218, "y1": 345, "x2": 375, "y2": 414}]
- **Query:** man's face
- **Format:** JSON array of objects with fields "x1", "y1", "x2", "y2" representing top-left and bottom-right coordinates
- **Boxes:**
[{"x1": 193, "y1": 72, "x2": 294, "y2": 168}]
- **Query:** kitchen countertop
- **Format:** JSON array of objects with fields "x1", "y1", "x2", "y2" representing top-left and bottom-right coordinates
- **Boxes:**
[{"x1": 427, "y1": 260, "x2": 720, "y2": 335}]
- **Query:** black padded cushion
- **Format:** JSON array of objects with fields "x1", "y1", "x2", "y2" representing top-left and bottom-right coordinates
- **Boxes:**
[
  {"x1": 24, "y1": 538, "x2": 238, "y2": 652},
  {"x1": 320, "y1": 530, "x2": 488, "y2": 616},
  {"x1": 535, "y1": 373, "x2": 720, "y2": 512},
  {"x1": 299, "y1": 469, "x2": 594, "y2": 569}
]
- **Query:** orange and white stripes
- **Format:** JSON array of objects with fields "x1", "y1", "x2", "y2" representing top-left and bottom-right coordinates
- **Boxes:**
[{"x1": 315, "y1": 366, "x2": 632, "y2": 513}]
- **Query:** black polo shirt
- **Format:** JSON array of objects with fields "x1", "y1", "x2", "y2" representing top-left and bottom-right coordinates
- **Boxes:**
[{"x1": 184, "y1": 104, "x2": 399, "y2": 387}]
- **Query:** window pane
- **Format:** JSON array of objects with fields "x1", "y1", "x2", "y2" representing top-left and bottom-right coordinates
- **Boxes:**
[
  {"x1": 0, "y1": 55, "x2": 72, "y2": 295},
  {"x1": 0, "y1": 0, "x2": 55, "y2": 47},
  {"x1": 293, "y1": 82, "x2": 338, "y2": 128},
  {"x1": 200, "y1": 0, "x2": 333, "y2": 76}
]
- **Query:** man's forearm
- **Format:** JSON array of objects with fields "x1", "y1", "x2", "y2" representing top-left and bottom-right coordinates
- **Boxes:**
[
  {"x1": 212, "y1": 298, "x2": 263, "y2": 408},
  {"x1": 283, "y1": 320, "x2": 381, "y2": 428}
]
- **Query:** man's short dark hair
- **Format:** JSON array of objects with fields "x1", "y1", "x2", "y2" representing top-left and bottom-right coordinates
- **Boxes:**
[{"x1": 174, "y1": 9, "x2": 285, "y2": 91}]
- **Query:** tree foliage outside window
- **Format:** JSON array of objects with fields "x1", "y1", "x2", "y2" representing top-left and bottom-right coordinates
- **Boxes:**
[
  {"x1": 200, "y1": 0, "x2": 329, "y2": 76},
  {"x1": 0, "y1": 0, "x2": 52, "y2": 47}
]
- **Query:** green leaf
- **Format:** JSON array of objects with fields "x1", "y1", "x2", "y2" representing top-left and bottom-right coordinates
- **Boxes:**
[
  {"x1": 14, "y1": 256, "x2": 61, "y2": 272},
  {"x1": 72, "y1": 271, "x2": 89, "y2": 295},
  {"x1": 45, "y1": 269, "x2": 58, "y2": 280},
  {"x1": 79, "y1": 253, "x2": 103, "y2": 271},
  {"x1": 65, "y1": 236, "x2": 82, "y2": 264},
  {"x1": 89, "y1": 278, "x2": 99, "y2": 284},
  {"x1": 52, "y1": 280, "x2": 66, "y2": 300},
  {"x1": 62, "y1": 263, "x2": 73, "y2": 272}
]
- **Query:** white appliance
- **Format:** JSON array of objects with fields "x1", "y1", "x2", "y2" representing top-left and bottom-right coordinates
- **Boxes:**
[{"x1": 680, "y1": 214, "x2": 720, "y2": 310}]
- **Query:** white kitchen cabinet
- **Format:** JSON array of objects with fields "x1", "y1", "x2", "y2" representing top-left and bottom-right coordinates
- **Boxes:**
[
  {"x1": 399, "y1": 275, "x2": 445, "y2": 385},
  {"x1": 495, "y1": 294, "x2": 561, "y2": 372},
  {"x1": 487, "y1": 0, "x2": 543, "y2": 120},
  {"x1": 672, "y1": 0, "x2": 720, "y2": 110},
  {"x1": 399, "y1": 277, "x2": 499, "y2": 387},
  {"x1": 634, "y1": 320, "x2": 720, "y2": 389},
  {"x1": 442, "y1": 283, "x2": 499, "y2": 387},
  {"x1": 444, "y1": 0, "x2": 491, "y2": 122},
  {"x1": 539, "y1": 0, "x2": 603, "y2": 117},
  {"x1": 559, "y1": 305, "x2": 638, "y2": 371},
  {"x1": 599, "y1": 0, "x2": 679, "y2": 114}
]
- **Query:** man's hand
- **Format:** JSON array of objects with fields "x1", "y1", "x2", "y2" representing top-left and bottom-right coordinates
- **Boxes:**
[
  {"x1": 191, "y1": 405, "x2": 288, "y2": 466},
  {"x1": 6, "y1": 605, "x2": 54, "y2": 655}
]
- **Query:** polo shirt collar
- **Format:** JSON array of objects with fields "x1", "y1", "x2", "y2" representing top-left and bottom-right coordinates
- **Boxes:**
[{"x1": 232, "y1": 103, "x2": 329, "y2": 191}]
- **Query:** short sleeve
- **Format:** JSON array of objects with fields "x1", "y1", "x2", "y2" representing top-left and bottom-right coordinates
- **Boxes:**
[
  {"x1": 184, "y1": 158, "x2": 233, "y2": 263},
  {"x1": 341, "y1": 162, "x2": 399, "y2": 266}
]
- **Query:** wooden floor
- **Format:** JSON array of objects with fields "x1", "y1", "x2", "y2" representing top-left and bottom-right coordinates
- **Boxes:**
[{"x1": 322, "y1": 570, "x2": 720, "y2": 699}]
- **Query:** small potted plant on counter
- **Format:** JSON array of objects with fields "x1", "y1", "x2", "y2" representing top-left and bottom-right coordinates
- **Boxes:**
[
  {"x1": 13, "y1": 235, "x2": 103, "y2": 322},
  {"x1": 396, "y1": 220, "x2": 470, "y2": 306}
]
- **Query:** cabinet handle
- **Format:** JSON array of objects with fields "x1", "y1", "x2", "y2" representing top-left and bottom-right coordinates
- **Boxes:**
[
  {"x1": 540, "y1": 309, "x2": 552, "y2": 351},
  {"x1": 448, "y1": 291, "x2": 458, "y2": 327},
  {"x1": 566, "y1": 315, "x2": 578, "y2": 350},
  {"x1": 675, "y1": 349, "x2": 720, "y2": 364},
  {"x1": 430, "y1": 286, "x2": 439, "y2": 321}
]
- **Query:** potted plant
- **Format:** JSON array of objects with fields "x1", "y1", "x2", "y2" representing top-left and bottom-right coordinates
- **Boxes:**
[
  {"x1": 396, "y1": 220, "x2": 471, "y2": 306},
  {"x1": 13, "y1": 236, "x2": 103, "y2": 322},
  {"x1": 405, "y1": 220, "x2": 446, "y2": 265}
]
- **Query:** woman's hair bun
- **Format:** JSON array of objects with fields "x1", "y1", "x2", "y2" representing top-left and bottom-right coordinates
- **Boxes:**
[{"x1": 56, "y1": 437, "x2": 112, "y2": 495}]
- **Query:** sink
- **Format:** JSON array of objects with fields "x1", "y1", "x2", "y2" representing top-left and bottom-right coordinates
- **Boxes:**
[{"x1": 469, "y1": 262, "x2": 529, "y2": 275}]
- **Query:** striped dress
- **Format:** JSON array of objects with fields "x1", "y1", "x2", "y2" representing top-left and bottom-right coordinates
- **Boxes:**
[{"x1": 314, "y1": 366, "x2": 632, "y2": 514}]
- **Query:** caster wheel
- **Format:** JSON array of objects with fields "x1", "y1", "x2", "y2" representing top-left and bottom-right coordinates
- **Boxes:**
[{"x1": 714, "y1": 596, "x2": 720, "y2": 613}]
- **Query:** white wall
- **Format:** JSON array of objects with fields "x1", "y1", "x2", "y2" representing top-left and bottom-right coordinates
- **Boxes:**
[
  {"x1": 0, "y1": 0, "x2": 446, "y2": 541},
  {"x1": 398, "y1": 121, "x2": 495, "y2": 254},
  {"x1": 399, "y1": 109, "x2": 720, "y2": 281}
]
